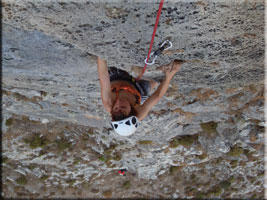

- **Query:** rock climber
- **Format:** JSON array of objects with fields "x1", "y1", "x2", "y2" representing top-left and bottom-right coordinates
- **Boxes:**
[{"x1": 97, "y1": 56, "x2": 184, "y2": 136}]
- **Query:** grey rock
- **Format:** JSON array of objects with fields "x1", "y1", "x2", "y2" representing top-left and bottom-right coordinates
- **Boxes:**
[{"x1": 2, "y1": 0, "x2": 264, "y2": 199}]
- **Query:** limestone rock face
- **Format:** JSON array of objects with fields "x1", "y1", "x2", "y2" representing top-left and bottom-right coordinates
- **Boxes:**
[{"x1": 2, "y1": 0, "x2": 265, "y2": 199}]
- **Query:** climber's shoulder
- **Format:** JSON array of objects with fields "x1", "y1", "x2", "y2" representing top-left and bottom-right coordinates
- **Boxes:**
[
  {"x1": 135, "y1": 92, "x2": 163, "y2": 121},
  {"x1": 135, "y1": 104, "x2": 147, "y2": 121}
]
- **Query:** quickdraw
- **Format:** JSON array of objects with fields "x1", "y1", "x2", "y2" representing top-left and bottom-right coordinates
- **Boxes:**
[{"x1": 144, "y1": 40, "x2": 173, "y2": 66}]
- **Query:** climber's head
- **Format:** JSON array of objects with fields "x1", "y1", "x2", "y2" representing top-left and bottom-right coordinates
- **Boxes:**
[
  {"x1": 111, "y1": 97, "x2": 133, "y2": 118},
  {"x1": 111, "y1": 115, "x2": 139, "y2": 136},
  {"x1": 111, "y1": 99, "x2": 138, "y2": 136}
]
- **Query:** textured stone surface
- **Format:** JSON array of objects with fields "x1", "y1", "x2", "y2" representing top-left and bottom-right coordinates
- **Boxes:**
[
  {"x1": 2, "y1": 0, "x2": 265, "y2": 199},
  {"x1": 3, "y1": 0, "x2": 265, "y2": 88}
]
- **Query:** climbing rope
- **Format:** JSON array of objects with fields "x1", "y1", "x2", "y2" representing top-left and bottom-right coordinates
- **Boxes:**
[{"x1": 136, "y1": 0, "x2": 165, "y2": 81}]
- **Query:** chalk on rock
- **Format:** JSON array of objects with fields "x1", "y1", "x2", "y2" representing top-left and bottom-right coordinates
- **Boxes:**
[{"x1": 41, "y1": 119, "x2": 49, "y2": 124}]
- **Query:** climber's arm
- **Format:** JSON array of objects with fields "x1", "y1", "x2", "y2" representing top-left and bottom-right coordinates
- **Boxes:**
[
  {"x1": 137, "y1": 77, "x2": 171, "y2": 121},
  {"x1": 97, "y1": 57, "x2": 112, "y2": 112},
  {"x1": 137, "y1": 60, "x2": 184, "y2": 121}
]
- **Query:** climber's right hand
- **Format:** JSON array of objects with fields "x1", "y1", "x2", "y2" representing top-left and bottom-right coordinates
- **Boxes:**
[{"x1": 165, "y1": 59, "x2": 185, "y2": 79}]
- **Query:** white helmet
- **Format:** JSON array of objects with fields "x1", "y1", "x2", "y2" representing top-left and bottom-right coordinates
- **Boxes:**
[{"x1": 111, "y1": 116, "x2": 139, "y2": 136}]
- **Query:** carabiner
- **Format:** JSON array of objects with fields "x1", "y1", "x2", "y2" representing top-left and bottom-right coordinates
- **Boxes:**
[
  {"x1": 144, "y1": 52, "x2": 158, "y2": 65},
  {"x1": 144, "y1": 40, "x2": 172, "y2": 66},
  {"x1": 160, "y1": 40, "x2": 172, "y2": 51}
]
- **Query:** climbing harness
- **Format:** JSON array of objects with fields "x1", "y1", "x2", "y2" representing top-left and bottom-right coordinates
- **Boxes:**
[
  {"x1": 111, "y1": 84, "x2": 141, "y2": 105},
  {"x1": 137, "y1": 0, "x2": 172, "y2": 80}
]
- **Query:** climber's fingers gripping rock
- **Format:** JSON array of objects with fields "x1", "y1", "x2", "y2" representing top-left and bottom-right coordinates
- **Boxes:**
[{"x1": 165, "y1": 59, "x2": 185, "y2": 79}]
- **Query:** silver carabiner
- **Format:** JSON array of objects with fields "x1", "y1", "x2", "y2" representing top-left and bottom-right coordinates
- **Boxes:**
[
  {"x1": 144, "y1": 52, "x2": 158, "y2": 65},
  {"x1": 144, "y1": 40, "x2": 172, "y2": 65},
  {"x1": 160, "y1": 40, "x2": 172, "y2": 50}
]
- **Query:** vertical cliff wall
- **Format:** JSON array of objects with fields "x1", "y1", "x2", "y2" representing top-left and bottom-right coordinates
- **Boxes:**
[{"x1": 2, "y1": 0, "x2": 265, "y2": 198}]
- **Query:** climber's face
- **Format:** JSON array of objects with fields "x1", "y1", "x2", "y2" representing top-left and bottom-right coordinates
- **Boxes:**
[{"x1": 112, "y1": 97, "x2": 131, "y2": 116}]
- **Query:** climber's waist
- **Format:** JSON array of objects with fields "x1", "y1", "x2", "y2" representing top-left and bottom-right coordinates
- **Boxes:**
[{"x1": 111, "y1": 80, "x2": 141, "y2": 104}]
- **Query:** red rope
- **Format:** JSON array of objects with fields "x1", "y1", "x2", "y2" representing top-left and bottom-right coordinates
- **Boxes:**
[{"x1": 136, "y1": 0, "x2": 165, "y2": 81}]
